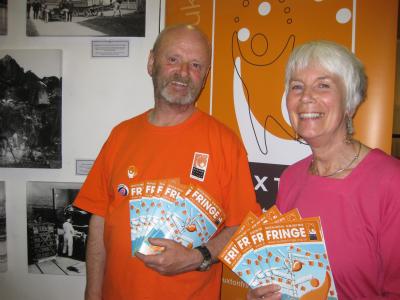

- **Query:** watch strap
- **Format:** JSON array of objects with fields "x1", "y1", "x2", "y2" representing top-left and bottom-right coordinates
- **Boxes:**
[{"x1": 195, "y1": 245, "x2": 212, "y2": 271}]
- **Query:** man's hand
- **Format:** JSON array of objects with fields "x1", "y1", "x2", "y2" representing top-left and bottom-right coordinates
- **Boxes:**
[
  {"x1": 246, "y1": 284, "x2": 281, "y2": 300},
  {"x1": 135, "y1": 238, "x2": 203, "y2": 275}
]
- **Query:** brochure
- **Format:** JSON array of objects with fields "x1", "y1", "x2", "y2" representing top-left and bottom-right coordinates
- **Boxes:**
[
  {"x1": 128, "y1": 179, "x2": 226, "y2": 255},
  {"x1": 219, "y1": 206, "x2": 338, "y2": 300}
]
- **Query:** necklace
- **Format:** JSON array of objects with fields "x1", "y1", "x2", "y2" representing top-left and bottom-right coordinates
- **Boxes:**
[{"x1": 311, "y1": 140, "x2": 362, "y2": 178}]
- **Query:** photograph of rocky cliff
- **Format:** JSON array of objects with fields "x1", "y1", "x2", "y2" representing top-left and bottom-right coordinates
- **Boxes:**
[{"x1": 0, "y1": 50, "x2": 62, "y2": 168}]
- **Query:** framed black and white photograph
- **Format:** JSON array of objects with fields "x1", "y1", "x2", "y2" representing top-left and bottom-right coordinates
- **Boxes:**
[
  {"x1": 0, "y1": 50, "x2": 62, "y2": 169},
  {"x1": 0, "y1": 0, "x2": 6, "y2": 35},
  {"x1": 26, "y1": 181, "x2": 90, "y2": 276},
  {"x1": 0, "y1": 181, "x2": 6, "y2": 273},
  {"x1": 26, "y1": 0, "x2": 146, "y2": 37}
]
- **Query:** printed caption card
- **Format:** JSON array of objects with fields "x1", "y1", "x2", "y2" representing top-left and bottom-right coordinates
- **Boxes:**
[
  {"x1": 129, "y1": 179, "x2": 226, "y2": 255},
  {"x1": 219, "y1": 206, "x2": 338, "y2": 300}
]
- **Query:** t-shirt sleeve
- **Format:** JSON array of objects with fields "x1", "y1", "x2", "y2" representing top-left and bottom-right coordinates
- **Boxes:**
[
  {"x1": 378, "y1": 166, "x2": 400, "y2": 297},
  {"x1": 221, "y1": 137, "x2": 261, "y2": 226},
  {"x1": 73, "y1": 134, "x2": 114, "y2": 217}
]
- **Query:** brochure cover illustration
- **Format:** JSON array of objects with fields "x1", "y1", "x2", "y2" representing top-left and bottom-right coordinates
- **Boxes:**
[
  {"x1": 129, "y1": 179, "x2": 226, "y2": 255},
  {"x1": 219, "y1": 206, "x2": 338, "y2": 300}
]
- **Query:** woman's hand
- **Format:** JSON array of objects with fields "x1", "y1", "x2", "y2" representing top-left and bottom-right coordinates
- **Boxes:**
[{"x1": 247, "y1": 284, "x2": 281, "y2": 300}]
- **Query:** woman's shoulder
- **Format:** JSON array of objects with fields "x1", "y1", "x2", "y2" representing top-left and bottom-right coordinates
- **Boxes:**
[
  {"x1": 364, "y1": 148, "x2": 400, "y2": 170},
  {"x1": 281, "y1": 155, "x2": 313, "y2": 178}
]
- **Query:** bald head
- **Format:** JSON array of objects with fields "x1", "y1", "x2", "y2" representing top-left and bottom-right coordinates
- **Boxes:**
[{"x1": 152, "y1": 24, "x2": 211, "y2": 66}]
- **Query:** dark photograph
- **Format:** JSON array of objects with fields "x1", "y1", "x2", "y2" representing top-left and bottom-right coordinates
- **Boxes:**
[
  {"x1": 26, "y1": 0, "x2": 146, "y2": 36},
  {"x1": 26, "y1": 181, "x2": 90, "y2": 276},
  {"x1": 0, "y1": 50, "x2": 62, "y2": 169},
  {"x1": 0, "y1": 181, "x2": 6, "y2": 273},
  {"x1": 0, "y1": 0, "x2": 6, "y2": 35}
]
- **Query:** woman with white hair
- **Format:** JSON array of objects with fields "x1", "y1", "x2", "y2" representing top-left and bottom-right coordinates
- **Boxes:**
[{"x1": 247, "y1": 41, "x2": 400, "y2": 299}]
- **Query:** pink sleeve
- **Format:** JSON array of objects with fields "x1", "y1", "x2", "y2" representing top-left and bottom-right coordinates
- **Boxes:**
[{"x1": 376, "y1": 171, "x2": 400, "y2": 299}]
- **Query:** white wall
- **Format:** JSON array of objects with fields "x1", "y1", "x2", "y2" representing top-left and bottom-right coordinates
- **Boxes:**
[{"x1": 0, "y1": 1, "x2": 164, "y2": 299}]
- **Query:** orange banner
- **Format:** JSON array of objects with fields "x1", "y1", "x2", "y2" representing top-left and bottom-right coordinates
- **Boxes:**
[
  {"x1": 165, "y1": 0, "x2": 214, "y2": 113},
  {"x1": 166, "y1": 0, "x2": 398, "y2": 298},
  {"x1": 166, "y1": 0, "x2": 397, "y2": 156}
]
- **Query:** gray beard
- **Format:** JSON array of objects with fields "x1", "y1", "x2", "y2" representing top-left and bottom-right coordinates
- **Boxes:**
[{"x1": 160, "y1": 85, "x2": 197, "y2": 105}]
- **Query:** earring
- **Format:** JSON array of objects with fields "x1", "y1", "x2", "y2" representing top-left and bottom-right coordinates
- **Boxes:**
[{"x1": 345, "y1": 115, "x2": 354, "y2": 144}]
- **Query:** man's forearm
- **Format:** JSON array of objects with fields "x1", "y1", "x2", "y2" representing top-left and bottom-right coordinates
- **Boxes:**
[
  {"x1": 85, "y1": 214, "x2": 106, "y2": 300},
  {"x1": 205, "y1": 225, "x2": 238, "y2": 263}
]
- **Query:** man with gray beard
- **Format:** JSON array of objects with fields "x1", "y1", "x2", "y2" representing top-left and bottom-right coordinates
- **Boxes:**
[{"x1": 74, "y1": 24, "x2": 261, "y2": 300}]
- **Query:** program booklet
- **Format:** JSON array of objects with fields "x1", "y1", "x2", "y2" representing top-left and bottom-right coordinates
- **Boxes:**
[
  {"x1": 129, "y1": 179, "x2": 226, "y2": 255},
  {"x1": 219, "y1": 207, "x2": 338, "y2": 300}
]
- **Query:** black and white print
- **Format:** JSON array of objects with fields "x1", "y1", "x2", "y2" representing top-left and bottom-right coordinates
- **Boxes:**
[
  {"x1": 27, "y1": 181, "x2": 90, "y2": 276},
  {"x1": 0, "y1": 181, "x2": 6, "y2": 273},
  {"x1": 0, "y1": 50, "x2": 62, "y2": 169},
  {"x1": 26, "y1": 0, "x2": 146, "y2": 36},
  {"x1": 0, "y1": 0, "x2": 7, "y2": 35}
]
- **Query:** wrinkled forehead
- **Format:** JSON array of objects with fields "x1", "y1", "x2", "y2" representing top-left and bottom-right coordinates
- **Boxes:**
[{"x1": 155, "y1": 27, "x2": 211, "y2": 61}]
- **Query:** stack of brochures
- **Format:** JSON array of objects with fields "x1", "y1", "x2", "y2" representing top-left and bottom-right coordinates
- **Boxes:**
[
  {"x1": 219, "y1": 206, "x2": 338, "y2": 300},
  {"x1": 129, "y1": 179, "x2": 225, "y2": 255}
]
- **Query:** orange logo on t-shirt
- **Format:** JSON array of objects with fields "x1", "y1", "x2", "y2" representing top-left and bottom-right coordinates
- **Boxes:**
[
  {"x1": 127, "y1": 165, "x2": 138, "y2": 179},
  {"x1": 190, "y1": 152, "x2": 209, "y2": 182}
]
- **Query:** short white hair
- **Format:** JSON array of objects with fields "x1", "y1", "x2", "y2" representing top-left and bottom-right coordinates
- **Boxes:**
[{"x1": 284, "y1": 40, "x2": 367, "y2": 116}]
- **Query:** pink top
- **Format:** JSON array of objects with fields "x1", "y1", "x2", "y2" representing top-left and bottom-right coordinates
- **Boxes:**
[{"x1": 276, "y1": 149, "x2": 400, "y2": 299}]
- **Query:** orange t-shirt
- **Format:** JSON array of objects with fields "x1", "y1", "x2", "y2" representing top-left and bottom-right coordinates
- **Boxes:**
[{"x1": 74, "y1": 109, "x2": 261, "y2": 300}]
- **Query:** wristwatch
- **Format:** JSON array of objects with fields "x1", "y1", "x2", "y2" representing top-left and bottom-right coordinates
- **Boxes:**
[{"x1": 195, "y1": 245, "x2": 212, "y2": 271}]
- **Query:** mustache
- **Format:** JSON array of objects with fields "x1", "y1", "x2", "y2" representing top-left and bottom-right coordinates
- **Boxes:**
[{"x1": 164, "y1": 74, "x2": 192, "y2": 87}]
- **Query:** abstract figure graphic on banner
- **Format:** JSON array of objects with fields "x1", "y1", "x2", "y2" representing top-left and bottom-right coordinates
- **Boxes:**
[{"x1": 212, "y1": 0, "x2": 354, "y2": 165}]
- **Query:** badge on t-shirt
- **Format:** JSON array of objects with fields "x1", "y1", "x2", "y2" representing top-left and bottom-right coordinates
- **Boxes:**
[
  {"x1": 190, "y1": 152, "x2": 209, "y2": 182},
  {"x1": 117, "y1": 183, "x2": 129, "y2": 196},
  {"x1": 127, "y1": 165, "x2": 138, "y2": 179}
]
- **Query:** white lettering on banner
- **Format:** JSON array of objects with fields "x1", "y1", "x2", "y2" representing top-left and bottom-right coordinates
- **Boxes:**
[
  {"x1": 265, "y1": 227, "x2": 307, "y2": 240},
  {"x1": 180, "y1": 0, "x2": 200, "y2": 10},
  {"x1": 253, "y1": 175, "x2": 281, "y2": 192},
  {"x1": 179, "y1": 0, "x2": 200, "y2": 25},
  {"x1": 274, "y1": 177, "x2": 280, "y2": 189},
  {"x1": 254, "y1": 175, "x2": 268, "y2": 191}
]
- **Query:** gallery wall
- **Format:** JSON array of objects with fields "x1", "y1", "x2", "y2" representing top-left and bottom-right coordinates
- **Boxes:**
[{"x1": 0, "y1": 1, "x2": 164, "y2": 299}]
